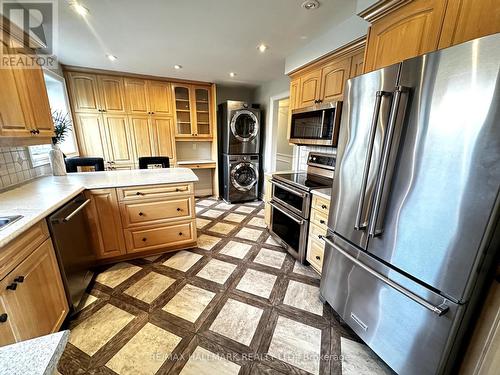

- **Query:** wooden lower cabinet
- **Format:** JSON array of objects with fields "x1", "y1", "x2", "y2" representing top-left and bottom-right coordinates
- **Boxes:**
[
  {"x1": 306, "y1": 193, "x2": 331, "y2": 274},
  {"x1": 85, "y1": 184, "x2": 196, "y2": 260},
  {"x1": 84, "y1": 189, "x2": 127, "y2": 259},
  {"x1": 124, "y1": 221, "x2": 196, "y2": 253},
  {"x1": 0, "y1": 238, "x2": 68, "y2": 346}
]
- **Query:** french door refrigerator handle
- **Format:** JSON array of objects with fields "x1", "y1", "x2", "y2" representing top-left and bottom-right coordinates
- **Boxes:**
[
  {"x1": 354, "y1": 90, "x2": 392, "y2": 231},
  {"x1": 319, "y1": 235, "x2": 449, "y2": 316},
  {"x1": 368, "y1": 86, "x2": 409, "y2": 238}
]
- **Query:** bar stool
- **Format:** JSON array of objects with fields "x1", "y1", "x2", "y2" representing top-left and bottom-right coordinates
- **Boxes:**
[
  {"x1": 65, "y1": 157, "x2": 105, "y2": 173},
  {"x1": 138, "y1": 157, "x2": 170, "y2": 169}
]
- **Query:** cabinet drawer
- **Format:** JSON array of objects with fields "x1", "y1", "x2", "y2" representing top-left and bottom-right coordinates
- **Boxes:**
[
  {"x1": 121, "y1": 197, "x2": 194, "y2": 227},
  {"x1": 117, "y1": 183, "x2": 193, "y2": 201},
  {"x1": 307, "y1": 237, "x2": 324, "y2": 274},
  {"x1": 124, "y1": 220, "x2": 196, "y2": 253},
  {"x1": 309, "y1": 222, "x2": 327, "y2": 240},
  {"x1": 0, "y1": 221, "x2": 49, "y2": 280},
  {"x1": 312, "y1": 194, "x2": 330, "y2": 213},
  {"x1": 310, "y1": 208, "x2": 328, "y2": 231}
]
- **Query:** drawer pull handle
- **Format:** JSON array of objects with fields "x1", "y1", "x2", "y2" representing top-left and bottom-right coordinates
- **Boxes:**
[
  {"x1": 0, "y1": 313, "x2": 7, "y2": 323},
  {"x1": 142, "y1": 237, "x2": 147, "y2": 242},
  {"x1": 138, "y1": 212, "x2": 144, "y2": 216},
  {"x1": 315, "y1": 255, "x2": 321, "y2": 260},
  {"x1": 175, "y1": 188, "x2": 181, "y2": 192},
  {"x1": 178, "y1": 232, "x2": 183, "y2": 236},
  {"x1": 321, "y1": 205, "x2": 327, "y2": 209},
  {"x1": 14, "y1": 276, "x2": 24, "y2": 283},
  {"x1": 320, "y1": 220, "x2": 326, "y2": 224},
  {"x1": 136, "y1": 192, "x2": 144, "y2": 196},
  {"x1": 6, "y1": 283, "x2": 17, "y2": 291},
  {"x1": 176, "y1": 208, "x2": 181, "y2": 212}
]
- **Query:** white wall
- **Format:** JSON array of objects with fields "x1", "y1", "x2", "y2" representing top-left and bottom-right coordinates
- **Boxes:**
[
  {"x1": 284, "y1": 15, "x2": 369, "y2": 74},
  {"x1": 254, "y1": 75, "x2": 291, "y2": 173}
]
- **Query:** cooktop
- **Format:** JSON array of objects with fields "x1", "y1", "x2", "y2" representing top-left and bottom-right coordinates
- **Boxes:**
[{"x1": 273, "y1": 172, "x2": 333, "y2": 191}]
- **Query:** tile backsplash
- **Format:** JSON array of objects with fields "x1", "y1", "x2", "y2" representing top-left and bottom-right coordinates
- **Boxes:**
[{"x1": 0, "y1": 147, "x2": 52, "y2": 190}]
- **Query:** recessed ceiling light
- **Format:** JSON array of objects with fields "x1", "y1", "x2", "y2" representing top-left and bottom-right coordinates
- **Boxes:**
[
  {"x1": 301, "y1": 0, "x2": 320, "y2": 10},
  {"x1": 70, "y1": 2, "x2": 89, "y2": 16},
  {"x1": 106, "y1": 54, "x2": 117, "y2": 61},
  {"x1": 174, "y1": 64, "x2": 182, "y2": 70},
  {"x1": 257, "y1": 43, "x2": 268, "y2": 53},
  {"x1": 229, "y1": 72, "x2": 236, "y2": 78},
  {"x1": 300, "y1": 35, "x2": 308, "y2": 40}
]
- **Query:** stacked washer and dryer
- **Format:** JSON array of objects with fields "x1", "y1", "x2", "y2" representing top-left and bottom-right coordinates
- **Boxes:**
[{"x1": 218, "y1": 101, "x2": 261, "y2": 203}]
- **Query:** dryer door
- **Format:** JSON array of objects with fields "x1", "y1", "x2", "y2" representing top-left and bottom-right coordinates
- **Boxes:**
[
  {"x1": 231, "y1": 162, "x2": 258, "y2": 191},
  {"x1": 230, "y1": 110, "x2": 259, "y2": 142}
]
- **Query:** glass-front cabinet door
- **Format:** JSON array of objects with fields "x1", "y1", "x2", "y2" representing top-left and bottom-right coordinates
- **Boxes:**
[
  {"x1": 173, "y1": 84, "x2": 212, "y2": 139},
  {"x1": 193, "y1": 86, "x2": 212, "y2": 138},
  {"x1": 173, "y1": 85, "x2": 192, "y2": 136}
]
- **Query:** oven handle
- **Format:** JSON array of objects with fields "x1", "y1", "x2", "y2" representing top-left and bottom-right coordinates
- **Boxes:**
[
  {"x1": 270, "y1": 179, "x2": 307, "y2": 198},
  {"x1": 319, "y1": 235, "x2": 449, "y2": 316},
  {"x1": 269, "y1": 202, "x2": 305, "y2": 225}
]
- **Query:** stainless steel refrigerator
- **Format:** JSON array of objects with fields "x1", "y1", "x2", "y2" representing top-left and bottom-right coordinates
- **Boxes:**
[{"x1": 320, "y1": 34, "x2": 500, "y2": 375}]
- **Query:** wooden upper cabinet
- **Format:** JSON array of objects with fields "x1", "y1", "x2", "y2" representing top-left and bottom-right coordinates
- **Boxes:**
[
  {"x1": 298, "y1": 69, "x2": 321, "y2": 108},
  {"x1": 124, "y1": 78, "x2": 149, "y2": 115},
  {"x1": 98, "y1": 75, "x2": 126, "y2": 114},
  {"x1": 147, "y1": 81, "x2": 173, "y2": 116},
  {"x1": 350, "y1": 51, "x2": 365, "y2": 78},
  {"x1": 363, "y1": 0, "x2": 448, "y2": 72},
  {"x1": 74, "y1": 113, "x2": 109, "y2": 160},
  {"x1": 84, "y1": 189, "x2": 126, "y2": 259},
  {"x1": 129, "y1": 115, "x2": 154, "y2": 158},
  {"x1": 23, "y1": 67, "x2": 54, "y2": 137},
  {"x1": 438, "y1": 0, "x2": 500, "y2": 49},
  {"x1": 0, "y1": 239, "x2": 68, "y2": 343},
  {"x1": 0, "y1": 67, "x2": 32, "y2": 137},
  {"x1": 102, "y1": 114, "x2": 135, "y2": 167},
  {"x1": 193, "y1": 86, "x2": 212, "y2": 138},
  {"x1": 67, "y1": 72, "x2": 101, "y2": 113},
  {"x1": 289, "y1": 78, "x2": 299, "y2": 110},
  {"x1": 152, "y1": 117, "x2": 175, "y2": 160},
  {"x1": 320, "y1": 56, "x2": 352, "y2": 103}
]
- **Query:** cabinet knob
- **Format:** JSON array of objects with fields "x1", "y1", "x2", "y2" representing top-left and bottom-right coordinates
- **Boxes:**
[
  {"x1": 176, "y1": 208, "x2": 181, "y2": 211},
  {"x1": 35, "y1": 129, "x2": 40, "y2": 134},
  {"x1": 6, "y1": 283, "x2": 17, "y2": 291},
  {"x1": 321, "y1": 205, "x2": 327, "y2": 209},
  {"x1": 175, "y1": 188, "x2": 181, "y2": 192},
  {"x1": 0, "y1": 313, "x2": 7, "y2": 323},
  {"x1": 136, "y1": 192, "x2": 144, "y2": 196},
  {"x1": 138, "y1": 212, "x2": 144, "y2": 216},
  {"x1": 151, "y1": 111, "x2": 154, "y2": 115},
  {"x1": 315, "y1": 255, "x2": 321, "y2": 260},
  {"x1": 142, "y1": 237, "x2": 147, "y2": 242},
  {"x1": 320, "y1": 220, "x2": 326, "y2": 224},
  {"x1": 14, "y1": 276, "x2": 24, "y2": 283},
  {"x1": 178, "y1": 232, "x2": 183, "y2": 236}
]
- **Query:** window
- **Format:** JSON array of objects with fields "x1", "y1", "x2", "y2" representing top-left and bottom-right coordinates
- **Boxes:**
[{"x1": 28, "y1": 70, "x2": 78, "y2": 166}]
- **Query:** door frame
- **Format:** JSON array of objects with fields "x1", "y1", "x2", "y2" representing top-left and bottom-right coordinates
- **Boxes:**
[{"x1": 265, "y1": 91, "x2": 298, "y2": 173}]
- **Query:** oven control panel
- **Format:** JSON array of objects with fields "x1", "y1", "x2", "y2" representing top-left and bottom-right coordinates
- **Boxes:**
[{"x1": 308, "y1": 152, "x2": 336, "y2": 170}]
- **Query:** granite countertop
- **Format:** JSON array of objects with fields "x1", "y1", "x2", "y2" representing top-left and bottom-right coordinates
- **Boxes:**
[
  {"x1": 0, "y1": 330, "x2": 69, "y2": 375},
  {"x1": 0, "y1": 168, "x2": 198, "y2": 248},
  {"x1": 312, "y1": 187, "x2": 332, "y2": 200}
]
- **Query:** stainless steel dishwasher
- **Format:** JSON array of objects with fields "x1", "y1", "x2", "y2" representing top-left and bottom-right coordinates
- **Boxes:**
[{"x1": 47, "y1": 193, "x2": 95, "y2": 311}]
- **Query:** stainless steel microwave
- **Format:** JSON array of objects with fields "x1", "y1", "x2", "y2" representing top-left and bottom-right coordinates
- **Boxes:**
[{"x1": 289, "y1": 101, "x2": 342, "y2": 146}]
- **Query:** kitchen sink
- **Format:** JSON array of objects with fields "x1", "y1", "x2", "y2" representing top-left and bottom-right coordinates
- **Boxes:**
[{"x1": 0, "y1": 215, "x2": 23, "y2": 231}]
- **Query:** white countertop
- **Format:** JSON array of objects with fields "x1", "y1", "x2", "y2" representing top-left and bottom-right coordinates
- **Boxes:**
[
  {"x1": 0, "y1": 168, "x2": 198, "y2": 248},
  {"x1": 177, "y1": 160, "x2": 216, "y2": 165},
  {"x1": 312, "y1": 187, "x2": 332, "y2": 200},
  {"x1": 0, "y1": 330, "x2": 69, "y2": 375}
]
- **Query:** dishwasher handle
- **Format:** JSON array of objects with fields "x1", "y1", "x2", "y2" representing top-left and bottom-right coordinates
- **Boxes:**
[{"x1": 62, "y1": 199, "x2": 91, "y2": 222}]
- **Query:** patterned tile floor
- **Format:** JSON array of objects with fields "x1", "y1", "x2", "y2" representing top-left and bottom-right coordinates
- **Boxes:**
[{"x1": 58, "y1": 198, "x2": 393, "y2": 375}]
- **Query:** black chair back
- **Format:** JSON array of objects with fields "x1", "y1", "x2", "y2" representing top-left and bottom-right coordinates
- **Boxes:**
[
  {"x1": 65, "y1": 157, "x2": 105, "y2": 173},
  {"x1": 139, "y1": 157, "x2": 170, "y2": 169}
]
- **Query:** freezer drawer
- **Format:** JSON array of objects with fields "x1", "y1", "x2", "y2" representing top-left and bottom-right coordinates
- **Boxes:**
[{"x1": 320, "y1": 235, "x2": 461, "y2": 375}]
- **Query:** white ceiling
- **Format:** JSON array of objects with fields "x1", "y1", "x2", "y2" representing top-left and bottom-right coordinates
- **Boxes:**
[{"x1": 56, "y1": 0, "x2": 356, "y2": 85}]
